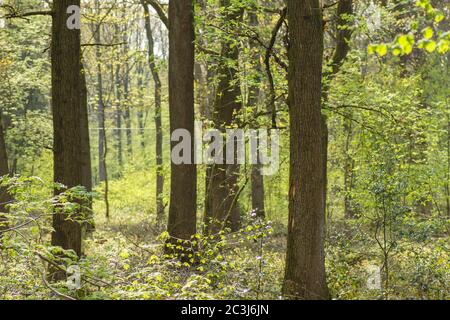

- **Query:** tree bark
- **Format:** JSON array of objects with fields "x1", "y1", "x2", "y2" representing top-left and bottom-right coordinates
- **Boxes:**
[
  {"x1": 167, "y1": 0, "x2": 197, "y2": 243},
  {"x1": 283, "y1": 0, "x2": 329, "y2": 300},
  {"x1": 51, "y1": 0, "x2": 84, "y2": 258}
]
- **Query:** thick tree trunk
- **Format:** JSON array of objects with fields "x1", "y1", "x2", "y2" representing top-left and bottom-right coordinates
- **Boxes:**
[
  {"x1": 167, "y1": 0, "x2": 197, "y2": 242},
  {"x1": 205, "y1": 0, "x2": 243, "y2": 234},
  {"x1": 283, "y1": 0, "x2": 329, "y2": 300},
  {"x1": 142, "y1": 1, "x2": 165, "y2": 224},
  {"x1": 51, "y1": 0, "x2": 84, "y2": 258}
]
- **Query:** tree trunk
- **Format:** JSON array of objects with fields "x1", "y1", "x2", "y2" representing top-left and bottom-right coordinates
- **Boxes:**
[
  {"x1": 123, "y1": 43, "x2": 133, "y2": 158},
  {"x1": 167, "y1": 0, "x2": 197, "y2": 243},
  {"x1": 51, "y1": 0, "x2": 84, "y2": 258},
  {"x1": 94, "y1": 1, "x2": 109, "y2": 219},
  {"x1": 248, "y1": 10, "x2": 265, "y2": 218},
  {"x1": 94, "y1": 21, "x2": 107, "y2": 183},
  {"x1": 0, "y1": 112, "x2": 10, "y2": 232},
  {"x1": 205, "y1": 0, "x2": 243, "y2": 234},
  {"x1": 115, "y1": 61, "x2": 123, "y2": 170},
  {"x1": 142, "y1": 1, "x2": 165, "y2": 224},
  {"x1": 343, "y1": 113, "x2": 356, "y2": 219},
  {"x1": 283, "y1": 0, "x2": 329, "y2": 300},
  {"x1": 80, "y1": 63, "x2": 94, "y2": 233},
  {"x1": 322, "y1": 0, "x2": 354, "y2": 220}
]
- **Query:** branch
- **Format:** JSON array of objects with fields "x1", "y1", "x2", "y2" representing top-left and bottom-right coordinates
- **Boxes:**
[
  {"x1": 265, "y1": 7, "x2": 287, "y2": 128},
  {"x1": 145, "y1": 0, "x2": 168, "y2": 29},
  {"x1": 81, "y1": 42, "x2": 127, "y2": 47},
  {"x1": 0, "y1": 5, "x2": 52, "y2": 20}
]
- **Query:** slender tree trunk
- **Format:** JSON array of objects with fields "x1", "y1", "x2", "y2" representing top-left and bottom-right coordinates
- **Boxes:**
[
  {"x1": 283, "y1": 0, "x2": 329, "y2": 300},
  {"x1": 80, "y1": 63, "x2": 94, "y2": 233},
  {"x1": 167, "y1": 0, "x2": 197, "y2": 244},
  {"x1": 205, "y1": 0, "x2": 243, "y2": 234},
  {"x1": 123, "y1": 48, "x2": 133, "y2": 158},
  {"x1": 343, "y1": 113, "x2": 356, "y2": 219},
  {"x1": 115, "y1": 61, "x2": 123, "y2": 170},
  {"x1": 94, "y1": 1, "x2": 109, "y2": 219},
  {"x1": 447, "y1": 110, "x2": 450, "y2": 217},
  {"x1": 142, "y1": 1, "x2": 165, "y2": 223},
  {"x1": 94, "y1": 21, "x2": 107, "y2": 183},
  {"x1": 322, "y1": 0, "x2": 354, "y2": 220},
  {"x1": 51, "y1": 0, "x2": 84, "y2": 259},
  {"x1": 248, "y1": 10, "x2": 265, "y2": 218},
  {"x1": 0, "y1": 112, "x2": 10, "y2": 232},
  {"x1": 137, "y1": 63, "x2": 146, "y2": 150}
]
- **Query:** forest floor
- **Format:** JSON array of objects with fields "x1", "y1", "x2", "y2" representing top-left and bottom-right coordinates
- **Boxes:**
[{"x1": 0, "y1": 173, "x2": 449, "y2": 300}]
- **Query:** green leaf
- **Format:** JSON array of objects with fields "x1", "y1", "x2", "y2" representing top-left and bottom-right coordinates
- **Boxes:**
[
  {"x1": 424, "y1": 40, "x2": 437, "y2": 52},
  {"x1": 392, "y1": 47, "x2": 402, "y2": 56},
  {"x1": 375, "y1": 44, "x2": 388, "y2": 57},
  {"x1": 434, "y1": 12, "x2": 445, "y2": 23},
  {"x1": 423, "y1": 27, "x2": 434, "y2": 40},
  {"x1": 397, "y1": 34, "x2": 415, "y2": 55},
  {"x1": 437, "y1": 40, "x2": 449, "y2": 54}
]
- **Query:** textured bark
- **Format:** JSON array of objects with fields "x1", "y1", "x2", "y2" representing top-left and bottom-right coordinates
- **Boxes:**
[
  {"x1": 283, "y1": 0, "x2": 329, "y2": 300},
  {"x1": 142, "y1": 1, "x2": 165, "y2": 223},
  {"x1": 51, "y1": 0, "x2": 84, "y2": 257},
  {"x1": 205, "y1": 0, "x2": 243, "y2": 234},
  {"x1": 167, "y1": 0, "x2": 197, "y2": 241}
]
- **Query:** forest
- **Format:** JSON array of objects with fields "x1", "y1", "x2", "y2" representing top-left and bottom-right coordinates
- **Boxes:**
[{"x1": 0, "y1": 0, "x2": 449, "y2": 301}]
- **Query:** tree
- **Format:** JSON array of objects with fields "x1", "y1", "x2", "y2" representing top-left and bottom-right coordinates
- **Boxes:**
[
  {"x1": 93, "y1": 0, "x2": 107, "y2": 184},
  {"x1": 248, "y1": 9, "x2": 265, "y2": 218},
  {"x1": 92, "y1": 0, "x2": 109, "y2": 218},
  {"x1": 204, "y1": 0, "x2": 244, "y2": 234},
  {"x1": 323, "y1": 0, "x2": 354, "y2": 219},
  {"x1": 80, "y1": 63, "x2": 94, "y2": 232},
  {"x1": 283, "y1": 0, "x2": 330, "y2": 300},
  {"x1": 141, "y1": 0, "x2": 165, "y2": 224},
  {"x1": 51, "y1": 0, "x2": 84, "y2": 258},
  {"x1": 0, "y1": 112, "x2": 10, "y2": 232},
  {"x1": 167, "y1": 0, "x2": 197, "y2": 245}
]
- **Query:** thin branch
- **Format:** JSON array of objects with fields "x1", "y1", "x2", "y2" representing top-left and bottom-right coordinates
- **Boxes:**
[{"x1": 145, "y1": 0, "x2": 168, "y2": 29}]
